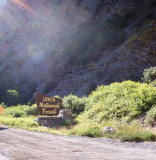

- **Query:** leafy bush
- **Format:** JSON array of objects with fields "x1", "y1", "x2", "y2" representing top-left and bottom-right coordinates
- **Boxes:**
[
  {"x1": 77, "y1": 81, "x2": 156, "y2": 123},
  {"x1": 150, "y1": 80, "x2": 156, "y2": 87},
  {"x1": 62, "y1": 94, "x2": 88, "y2": 118},
  {"x1": 142, "y1": 66, "x2": 156, "y2": 83},
  {"x1": 0, "y1": 102, "x2": 7, "y2": 109},
  {"x1": 4, "y1": 104, "x2": 38, "y2": 117},
  {"x1": 14, "y1": 110, "x2": 25, "y2": 118},
  {"x1": 25, "y1": 104, "x2": 38, "y2": 116},
  {"x1": 6, "y1": 89, "x2": 19, "y2": 106},
  {"x1": 6, "y1": 89, "x2": 19, "y2": 97},
  {"x1": 61, "y1": 120, "x2": 72, "y2": 126},
  {"x1": 145, "y1": 104, "x2": 156, "y2": 125}
]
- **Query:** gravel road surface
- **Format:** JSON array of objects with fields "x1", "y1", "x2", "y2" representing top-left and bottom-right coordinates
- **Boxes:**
[{"x1": 0, "y1": 126, "x2": 156, "y2": 160}]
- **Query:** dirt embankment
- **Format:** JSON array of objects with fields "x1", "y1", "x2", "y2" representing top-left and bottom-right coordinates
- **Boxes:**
[{"x1": 0, "y1": 126, "x2": 156, "y2": 160}]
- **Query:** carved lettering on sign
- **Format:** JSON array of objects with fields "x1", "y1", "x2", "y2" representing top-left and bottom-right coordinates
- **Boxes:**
[{"x1": 35, "y1": 94, "x2": 62, "y2": 116}]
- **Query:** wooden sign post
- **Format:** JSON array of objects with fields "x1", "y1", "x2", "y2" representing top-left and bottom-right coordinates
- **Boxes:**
[{"x1": 35, "y1": 93, "x2": 62, "y2": 116}]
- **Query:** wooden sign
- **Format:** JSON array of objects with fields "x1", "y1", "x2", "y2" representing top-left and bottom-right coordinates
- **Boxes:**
[
  {"x1": 0, "y1": 105, "x2": 4, "y2": 115},
  {"x1": 35, "y1": 93, "x2": 62, "y2": 116}
]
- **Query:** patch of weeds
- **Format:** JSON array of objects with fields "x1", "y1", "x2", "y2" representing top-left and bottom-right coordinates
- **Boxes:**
[
  {"x1": 61, "y1": 120, "x2": 72, "y2": 126},
  {"x1": 120, "y1": 131, "x2": 156, "y2": 142}
]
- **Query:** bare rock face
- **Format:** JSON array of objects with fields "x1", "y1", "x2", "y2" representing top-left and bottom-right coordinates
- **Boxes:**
[
  {"x1": 104, "y1": 0, "x2": 138, "y2": 15},
  {"x1": 80, "y1": 0, "x2": 139, "y2": 21},
  {"x1": 0, "y1": 0, "x2": 155, "y2": 103}
]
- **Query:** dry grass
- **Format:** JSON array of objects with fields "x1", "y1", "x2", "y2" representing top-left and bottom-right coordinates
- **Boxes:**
[{"x1": 1, "y1": 115, "x2": 156, "y2": 141}]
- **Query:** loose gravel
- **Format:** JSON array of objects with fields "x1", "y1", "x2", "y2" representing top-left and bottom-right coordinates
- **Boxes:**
[{"x1": 0, "y1": 126, "x2": 156, "y2": 160}]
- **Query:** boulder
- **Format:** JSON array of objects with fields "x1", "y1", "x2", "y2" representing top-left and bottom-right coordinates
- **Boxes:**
[{"x1": 103, "y1": 126, "x2": 115, "y2": 134}]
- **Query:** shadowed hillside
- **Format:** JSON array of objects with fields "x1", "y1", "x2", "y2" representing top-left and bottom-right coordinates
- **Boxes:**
[{"x1": 0, "y1": 0, "x2": 155, "y2": 105}]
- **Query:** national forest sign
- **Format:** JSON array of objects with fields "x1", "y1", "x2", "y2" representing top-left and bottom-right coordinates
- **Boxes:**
[{"x1": 35, "y1": 93, "x2": 62, "y2": 116}]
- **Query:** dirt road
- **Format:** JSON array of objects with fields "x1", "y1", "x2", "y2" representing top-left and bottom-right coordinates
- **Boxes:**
[{"x1": 0, "y1": 126, "x2": 156, "y2": 160}]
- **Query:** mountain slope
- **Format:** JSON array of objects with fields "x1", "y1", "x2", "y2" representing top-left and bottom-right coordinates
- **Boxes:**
[{"x1": 0, "y1": 0, "x2": 155, "y2": 104}]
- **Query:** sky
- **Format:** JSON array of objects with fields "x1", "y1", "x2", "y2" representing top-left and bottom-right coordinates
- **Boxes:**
[
  {"x1": 0, "y1": 0, "x2": 7, "y2": 7},
  {"x1": 0, "y1": 0, "x2": 7, "y2": 12}
]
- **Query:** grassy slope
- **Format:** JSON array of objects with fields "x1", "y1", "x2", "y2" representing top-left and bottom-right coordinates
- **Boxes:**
[{"x1": 0, "y1": 81, "x2": 156, "y2": 142}]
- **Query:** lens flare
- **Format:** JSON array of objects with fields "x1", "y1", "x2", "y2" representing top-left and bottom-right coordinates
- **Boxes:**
[{"x1": 11, "y1": 0, "x2": 41, "y2": 17}]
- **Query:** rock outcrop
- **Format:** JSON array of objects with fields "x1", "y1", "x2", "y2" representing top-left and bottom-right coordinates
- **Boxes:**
[{"x1": 0, "y1": 0, "x2": 155, "y2": 103}]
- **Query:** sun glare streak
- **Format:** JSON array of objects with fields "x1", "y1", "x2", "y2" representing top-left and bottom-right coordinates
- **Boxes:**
[{"x1": 11, "y1": 0, "x2": 41, "y2": 17}]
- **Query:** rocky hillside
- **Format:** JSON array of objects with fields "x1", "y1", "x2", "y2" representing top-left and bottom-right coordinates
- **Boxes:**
[{"x1": 0, "y1": 0, "x2": 155, "y2": 104}]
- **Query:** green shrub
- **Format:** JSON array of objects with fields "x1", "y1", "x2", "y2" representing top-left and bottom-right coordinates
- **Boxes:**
[
  {"x1": 61, "y1": 120, "x2": 72, "y2": 126},
  {"x1": 145, "y1": 104, "x2": 156, "y2": 125},
  {"x1": 62, "y1": 94, "x2": 88, "y2": 118},
  {"x1": 14, "y1": 110, "x2": 25, "y2": 118},
  {"x1": 6, "y1": 90, "x2": 19, "y2": 97},
  {"x1": 4, "y1": 104, "x2": 38, "y2": 117},
  {"x1": 25, "y1": 104, "x2": 38, "y2": 116},
  {"x1": 142, "y1": 66, "x2": 156, "y2": 83},
  {"x1": 77, "y1": 81, "x2": 156, "y2": 123},
  {"x1": 0, "y1": 102, "x2": 7, "y2": 109},
  {"x1": 150, "y1": 80, "x2": 156, "y2": 87},
  {"x1": 120, "y1": 131, "x2": 156, "y2": 142},
  {"x1": 6, "y1": 89, "x2": 19, "y2": 106}
]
